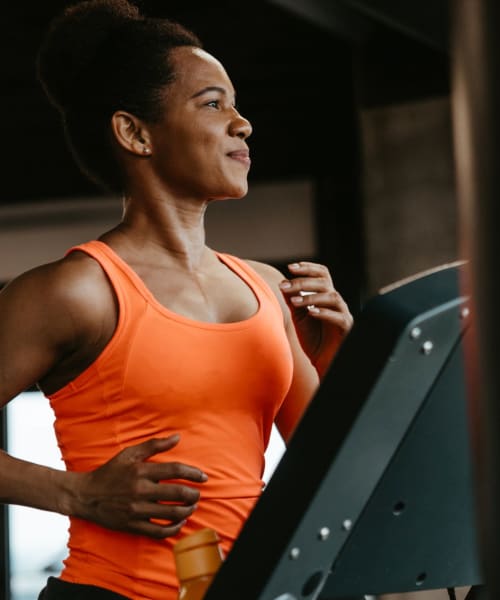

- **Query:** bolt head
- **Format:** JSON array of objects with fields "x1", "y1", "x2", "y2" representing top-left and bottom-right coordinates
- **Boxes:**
[
  {"x1": 410, "y1": 327, "x2": 422, "y2": 340},
  {"x1": 342, "y1": 519, "x2": 353, "y2": 531},
  {"x1": 421, "y1": 340, "x2": 434, "y2": 355}
]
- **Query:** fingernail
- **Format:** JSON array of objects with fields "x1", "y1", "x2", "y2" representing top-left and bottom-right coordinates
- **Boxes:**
[
  {"x1": 200, "y1": 472, "x2": 209, "y2": 481},
  {"x1": 279, "y1": 280, "x2": 292, "y2": 289},
  {"x1": 291, "y1": 296, "x2": 303, "y2": 304},
  {"x1": 288, "y1": 263, "x2": 300, "y2": 270},
  {"x1": 307, "y1": 305, "x2": 320, "y2": 313}
]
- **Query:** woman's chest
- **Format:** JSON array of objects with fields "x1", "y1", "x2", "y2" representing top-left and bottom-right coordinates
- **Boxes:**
[{"x1": 135, "y1": 262, "x2": 260, "y2": 324}]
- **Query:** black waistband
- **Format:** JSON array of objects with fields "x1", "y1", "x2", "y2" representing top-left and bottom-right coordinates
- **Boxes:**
[{"x1": 38, "y1": 577, "x2": 131, "y2": 600}]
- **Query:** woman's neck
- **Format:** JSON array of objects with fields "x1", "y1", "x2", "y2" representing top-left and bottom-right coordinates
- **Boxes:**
[{"x1": 104, "y1": 190, "x2": 212, "y2": 272}]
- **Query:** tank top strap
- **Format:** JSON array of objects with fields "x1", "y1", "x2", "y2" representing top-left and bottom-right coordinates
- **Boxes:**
[
  {"x1": 215, "y1": 252, "x2": 284, "y2": 321},
  {"x1": 66, "y1": 239, "x2": 142, "y2": 289},
  {"x1": 65, "y1": 240, "x2": 147, "y2": 329}
]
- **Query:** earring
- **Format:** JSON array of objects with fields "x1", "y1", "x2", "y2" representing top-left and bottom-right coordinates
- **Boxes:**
[{"x1": 143, "y1": 146, "x2": 151, "y2": 155}]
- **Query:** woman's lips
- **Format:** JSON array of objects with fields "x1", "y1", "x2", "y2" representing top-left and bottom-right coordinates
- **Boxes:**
[{"x1": 227, "y1": 150, "x2": 251, "y2": 166}]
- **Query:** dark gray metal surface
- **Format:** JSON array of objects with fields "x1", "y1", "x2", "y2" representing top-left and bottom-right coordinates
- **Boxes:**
[
  {"x1": 321, "y1": 328, "x2": 480, "y2": 597},
  {"x1": 205, "y1": 263, "x2": 480, "y2": 599}
]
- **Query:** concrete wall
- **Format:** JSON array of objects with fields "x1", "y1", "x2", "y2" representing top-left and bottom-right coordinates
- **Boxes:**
[{"x1": 361, "y1": 96, "x2": 458, "y2": 296}]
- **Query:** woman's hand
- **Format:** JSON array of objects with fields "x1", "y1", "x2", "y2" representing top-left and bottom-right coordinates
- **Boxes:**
[
  {"x1": 279, "y1": 261, "x2": 353, "y2": 378},
  {"x1": 68, "y1": 434, "x2": 207, "y2": 539}
]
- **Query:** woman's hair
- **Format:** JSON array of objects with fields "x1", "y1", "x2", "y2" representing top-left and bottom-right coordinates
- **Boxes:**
[{"x1": 37, "y1": 0, "x2": 202, "y2": 194}]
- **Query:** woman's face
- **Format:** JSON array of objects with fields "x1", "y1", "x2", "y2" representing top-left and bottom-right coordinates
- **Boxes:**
[{"x1": 148, "y1": 46, "x2": 252, "y2": 201}]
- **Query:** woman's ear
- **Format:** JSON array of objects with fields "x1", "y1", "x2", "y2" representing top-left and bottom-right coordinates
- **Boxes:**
[{"x1": 111, "y1": 111, "x2": 152, "y2": 156}]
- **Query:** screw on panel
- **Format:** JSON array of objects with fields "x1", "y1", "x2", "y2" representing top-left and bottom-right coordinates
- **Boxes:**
[
  {"x1": 393, "y1": 501, "x2": 406, "y2": 516},
  {"x1": 460, "y1": 306, "x2": 470, "y2": 319},
  {"x1": 289, "y1": 547, "x2": 300, "y2": 560},
  {"x1": 342, "y1": 519, "x2": 353, "y2": 531},
  {"x1": 318, "y1": 527, "x2": 330, "y2": 541},
  {"x1": 421, "y1": 340, "x2": 434, "y2": 355},
  {"x1": 410, "y1": 327, "x2": 422, "y2": 340}
]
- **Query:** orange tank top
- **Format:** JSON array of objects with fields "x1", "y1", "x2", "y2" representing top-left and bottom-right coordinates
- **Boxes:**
[{"x1": 47, "y1": 240, "x2": 293, "y2": 599}]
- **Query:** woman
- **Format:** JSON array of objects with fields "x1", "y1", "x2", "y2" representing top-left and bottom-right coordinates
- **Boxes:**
[{"x1": 0, "y1": 1, "x2": 353, "y2": 598}]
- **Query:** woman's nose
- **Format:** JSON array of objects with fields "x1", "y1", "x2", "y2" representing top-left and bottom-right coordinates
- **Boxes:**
[{"x1": 230, "y1": 111, "x2": 252, "y2": 139}]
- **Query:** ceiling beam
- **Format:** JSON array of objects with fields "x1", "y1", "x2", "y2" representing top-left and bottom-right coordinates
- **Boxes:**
[
  {"x1": 268, "y1": 0, "x2": 448, "y2": 51},
  {"x1": 268, "y1": 0, "x2": 374, "y2": 42}
]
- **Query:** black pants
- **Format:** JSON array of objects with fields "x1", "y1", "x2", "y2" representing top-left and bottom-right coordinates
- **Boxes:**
[{"x1": 38, "y1": 577, "x2": 130, "y2": 600}]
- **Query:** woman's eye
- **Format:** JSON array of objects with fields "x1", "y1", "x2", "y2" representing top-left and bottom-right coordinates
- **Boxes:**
[{"x1": 206, "y1": 100, "x2": 220, "y2": 109}]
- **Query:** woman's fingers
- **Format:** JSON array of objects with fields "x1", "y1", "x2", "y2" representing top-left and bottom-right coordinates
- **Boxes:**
[
  {"x1": 279, "y1": 262, "x2": 335, "y2": 298},
  {"x1": 122, "y1": 434, "x2": 181, "y2": 462},
  {"x1": 141, "y1": 460, "x2": 208, "y2": 485},
  {"x1": 131, "y1": 519, "x2": 188, "y2": 540},
  {"x1": 124, "y1": 495, "x2": 199, "y2": 538},
  {"x1": 288, "y1": 290, "x2": 344, "y2": 308},
  {"x1": 289, "y1": 291, "x2": 353, "y2": 331},
  {"x1": 279, "y1": 262, "x2": 351, "y2": 326},
  {"x1": 280, "y1": 278, "x2": 331, "y2": 295},
  {"x1": 288, "y1": 261, "x2": 333, "y2": 282},
  {"x1": 305, "y1": 305, "x2": 354, "y2": 333},
  {"x1": 279, "y1": 260, "x2": 353, "y2": 376},
  {"x1": 129, "y1": 499, "x2": 198, "y2": 521},
  {"x1": 142, "y1": 480, "x2": 201, "y2": 504}
]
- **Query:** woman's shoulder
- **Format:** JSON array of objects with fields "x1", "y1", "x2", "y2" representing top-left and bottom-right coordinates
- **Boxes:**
[
  {"x1": 0, "y1": 250, "x2": 118, "y2": 399},
  {"x1": 1, "y1": 250, "x2": 115, "y2": 330}
]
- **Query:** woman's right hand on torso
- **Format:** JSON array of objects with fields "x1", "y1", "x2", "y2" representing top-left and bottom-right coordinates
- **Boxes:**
[{"x1": 70, "y1": 434, "x2": 207, "y2": 538}]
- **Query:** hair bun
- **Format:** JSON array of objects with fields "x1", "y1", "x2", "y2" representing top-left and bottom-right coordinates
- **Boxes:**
[{"x1": 37, "y1": 0, "x2": 141, "y2": 112}]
